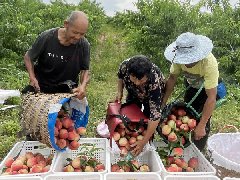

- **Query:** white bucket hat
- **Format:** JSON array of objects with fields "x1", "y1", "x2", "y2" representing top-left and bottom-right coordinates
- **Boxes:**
[{"x1": 164, "y1": 32, "x2": 213, "y2": 64}]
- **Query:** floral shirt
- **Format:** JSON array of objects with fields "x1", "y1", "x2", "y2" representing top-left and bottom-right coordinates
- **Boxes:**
[{"x1": 118, "y1": 59, "x2": 165, "y2": 121}]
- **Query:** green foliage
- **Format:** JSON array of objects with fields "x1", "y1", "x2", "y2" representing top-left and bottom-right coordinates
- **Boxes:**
[{"x1": 111, "y1": 0, "x2": 240, "y2": 81}]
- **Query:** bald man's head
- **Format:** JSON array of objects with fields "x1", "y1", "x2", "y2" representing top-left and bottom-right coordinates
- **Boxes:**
[
  {"x1": 67, "y1": 11, "x2": 88, "y2": 26},
  {"x1": 63, "y1": 11, "x2": 89, "y2": 45}
]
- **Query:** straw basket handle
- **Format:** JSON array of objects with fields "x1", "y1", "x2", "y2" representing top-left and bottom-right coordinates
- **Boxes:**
[{"x1": 219, "y1": 124, "x2": 239, "y2": 133}]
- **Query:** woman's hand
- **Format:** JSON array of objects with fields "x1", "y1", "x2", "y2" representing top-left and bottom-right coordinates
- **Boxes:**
[{"x1": 130, "y1": 140, "x2": 146, "y2": 156}]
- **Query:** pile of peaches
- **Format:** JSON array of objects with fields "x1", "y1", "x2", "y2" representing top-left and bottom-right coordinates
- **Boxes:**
[
  {"x1": 159, "y1": 147, "x2": 199, "y2": 172},
  {"x1": 159, "y1": 106, "x2": 197, "y2": 147},
  {"x1": 1, "y1": 152, "x2": 53, "y2": 175},
  {"x1": 54, "y1": 109, "x2": 86, "y2": 150},
  {"x1": 112, "y1": 122, "x2": 147, "y2": 156},
  {"x1": 62, "y1": 155, "x2": 105, "y2": 172},
  {"x1": 111, "y1": 159, "x2": 150, "y2": 172}
]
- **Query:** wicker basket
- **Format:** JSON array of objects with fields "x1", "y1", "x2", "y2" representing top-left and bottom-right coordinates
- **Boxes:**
[{"x1": 21, "y1": 93, "x2": 89, "y2": 151}]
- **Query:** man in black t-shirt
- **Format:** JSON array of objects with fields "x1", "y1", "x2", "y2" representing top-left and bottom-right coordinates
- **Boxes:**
[{"x1": 23, "y1": 11, "x2": 90, "y2": 100}]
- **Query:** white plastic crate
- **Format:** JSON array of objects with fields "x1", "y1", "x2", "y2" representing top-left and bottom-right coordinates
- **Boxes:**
[
  {"x1": 52, "y1": 138, "x2": 110, "y2": 174},
  {"x1": 164, "y1": 175, "x2": 220, "y2": 180},
  {"x1": 154, "y1": 141, "x2": 216, "y2": 177},
  {"x1": 0, "y1": 141, "x2": 57, "y2": 177},
  {"x1": 105, "y1": 172, "x2": 162, "y2": 180},
  {"x1": 223, "y1": 178, "x2": 240, "y2": 180},
  {"x1": 44, "y1": 173, "x2": 103, "y2": 180},
  {"x1": 110, "y1": 150, "x2": 163, "y2": 174},
  {"x1": 207, "y1": 133, "x2": 240, "y2": 173},
  {"x1": 0, "y1": 177, "x2": 43, "y2": 180}
]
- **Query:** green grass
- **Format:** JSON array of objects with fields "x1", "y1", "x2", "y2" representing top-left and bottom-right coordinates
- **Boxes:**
[{"x1": 0, "y1": 24, "x2": 239, "y2": 160}]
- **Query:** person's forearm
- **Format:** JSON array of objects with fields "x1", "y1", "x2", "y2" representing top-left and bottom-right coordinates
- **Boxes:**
[
  {"x1": 142, "y1": 120, "x2": 159, "y2": 144},
  {"x1": 24, "y1": 52, "x2": 36, "y2": 80},
  {"x1": 162, "y1": 75, "x2": 177, "y2": 106},
  {"x1": 79, "y1": 70, "x2": 90, "y2": 88},
  {"x1": 117, "y1": 79, "x2": 124, "y2": 95},
  {"x1": 199, "y1": 97, "x2": 216, "y2": 126}
]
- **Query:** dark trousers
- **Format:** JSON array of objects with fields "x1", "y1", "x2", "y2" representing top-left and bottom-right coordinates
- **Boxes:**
[{"x1": 184, "y1": 85, "x2": 211, "y2": 151}]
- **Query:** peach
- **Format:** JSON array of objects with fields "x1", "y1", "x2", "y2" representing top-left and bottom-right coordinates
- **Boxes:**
[
  {"x1": 31, "y1": 165, "x2": 43, "y2": 173},
  {"x1": 95, "y1": 163, "x2": 105, "y2": 171},
  {"x1": 56, "y1": 138, "x2": 67, "y2": 149},
  {"x1": 175, "y1": 120, "x2": 183, "y2": 128},
  {"x1": 118, "y1": 123, "x2": 125, "y2": 129},
  {"x1": 54, "y1": 127, "x2": 59, "y2": 137},
  {"x1": 63, "y1": 165, "x2": 74, "y2": 172},
  {"x1": 76, "y1": 127, "x2": 86, "y2": 135},
  {"x1": 55, "y1": 120, "x2": 62, "y2": 130},
  {"x1": 136, "y1": 135, "x2": 144, "y2": 141},
  {"x1": 120, "y1": 147, "x2": 128, "y2": 156},
  {"x1": 62, "y1": 117, "x2": 74, "y2": 129},
  {"x1": 128, "y1": 137, "x2": 137, "y2": 145},
  {"x1": 166, "y1": 156, "x2": 174, "y2": 165},
  {"x1": 42, "y1": 165, "x2": 51, "y2": 172},
  {"x1": 181, "y1": 116, "x2": 190, "y2": 124},
  {"x1": 27, "y1": 157, "x2": 37, "y2": 168},
  {"x1": 186, "y1": 166, "x2": 194, "y2": 172},
  {"x1": 18, "y1": 169, "x2": 28, "y2": 174},
  {"x1": 139, "y1": 164, "x2": 150, "y2": 172},
  {"x1": 122, "y1": 165, "x2": 131, "y2": 172},
  {"x1": 69, "y1": 140, "x2": 80, "y2": 150},
  {"x1": 168, "y1": 132, "x2": 177, "y2": 142},
  {"x1": 119, "y1": 137, "x2": 128, "y2": 147},
  {"x1": 11, "y1": 160, "x2": 24, "y2": 171},
  {"x1": 67, "y1": 126, "x2": 75, "y2": 132},
  {"x1": 111, "y1": 164, "x2": 120, "y2": 172},
  {"x1": 5, "y1": 157, "x2": 14, "y2": 168},
  {"x1": 167, "y1": 120, "x2": 176, "y2": 129},
  {"x1": 180, "y1": 124, "x2": 189, "y2": 132},
  {"x1": 84, "y1": 165, "x2": 94, "y2": 172},
  {"x1": 188, "y1": 119, "x2": 197, "y2": 130},
  {"x1": 71, "y1": 157, "x2": 81, "y2": 169},
  {"x1": 74, "y1": 168, "x2": 82, "y2": 172},
  {"x1": 118, "y1": 128, "x2": 126, "y2": 137},
  {"x1": 188, "y1": 157, "x2": 198, "y2": 169},
  {"x1": 59, "y1": 129, "x2": 68, "y2": 139},
  {"x1": 131, "y1": 131, "x2": 139, "y2": 138},
  {"x1": 177, "y1": 109, "x2": 186, "y2": 117},
  {"x1": 113, "y1": 132, "x2": 121, "y2": 141},
  {"x1": 68, "y1": 131, "x2": 80, "y2": 141},
  {"x1": 173, "y1": 147, "x2": 183, "y2": 157},
  {"x1": 168, "y1": 114, "x2": 177, "y2": 121},
  {"x1": 131, "y1": 160, "x2": 140, "y2": 169},
  {"x1": 162, "y1": 124, "x2": 171, "y2": 136},
  {"x1": 25, "y1": 152, "x2": 34, "y2": 160}
]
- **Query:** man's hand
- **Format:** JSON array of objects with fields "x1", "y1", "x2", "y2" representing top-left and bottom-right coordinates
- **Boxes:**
[
  {"x1": 194, "y1": 122, "x2": 206, "y2": 140},
  {"x1": 130, "y1": 140, "x2": 146, "y2": 157},
  {"x1": 30, "y1": 77, "x2": 40, "y2": 92},
  {"x1": 73, "y1": 85, "x2": 86, "y2": 100}
]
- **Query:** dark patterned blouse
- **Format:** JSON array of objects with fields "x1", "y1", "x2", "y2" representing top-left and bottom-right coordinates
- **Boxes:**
[{"x1": 118, "y1": 59, "x2": 165, "y2": 121}]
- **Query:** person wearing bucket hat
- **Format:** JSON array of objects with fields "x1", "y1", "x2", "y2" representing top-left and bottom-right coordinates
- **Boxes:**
[
  {"x1": 22, "y1": 11, "x2": 90, "y2": 100},
  {"x1": 162, "y1": 32, "x2": 219, "y2": 151},
  {"x1": 116, "y1": 55, "x2": 166, "y2": 156}
]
